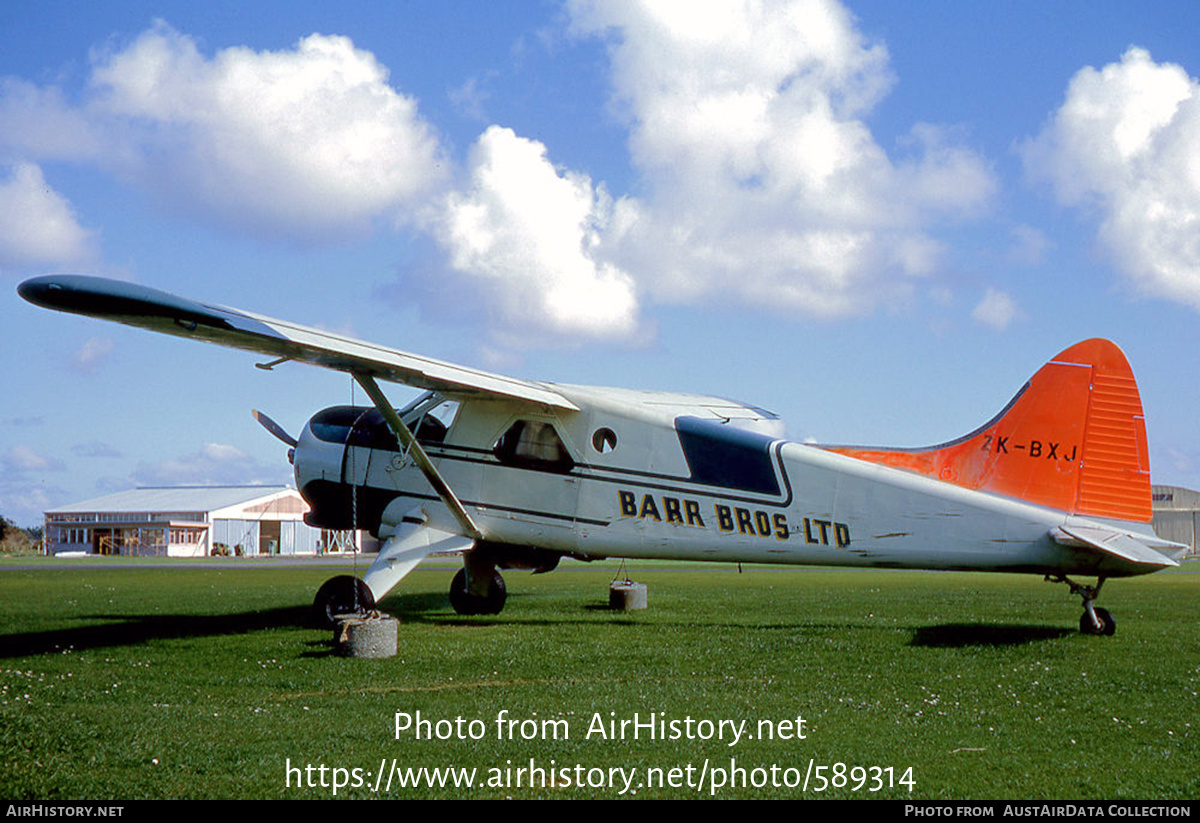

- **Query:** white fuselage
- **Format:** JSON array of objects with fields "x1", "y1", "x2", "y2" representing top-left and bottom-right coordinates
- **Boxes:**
[{"x1": 294, "y1": 385, "x2": 1156, "y2": 579}]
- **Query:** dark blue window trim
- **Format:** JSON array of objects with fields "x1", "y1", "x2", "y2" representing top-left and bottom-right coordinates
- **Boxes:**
[{"x1": 675, "y1": 416, "x2": 780, "y2": 496}]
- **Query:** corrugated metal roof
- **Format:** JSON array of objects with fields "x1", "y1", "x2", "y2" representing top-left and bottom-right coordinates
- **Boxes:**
[{"x1": 46, "y1": 485, "x2": 295, "y2": 515}]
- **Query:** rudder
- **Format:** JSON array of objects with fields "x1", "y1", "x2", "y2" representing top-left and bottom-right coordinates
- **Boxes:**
[{"x1": 824, "y1": 339, "x2": 1151, "y2": 522}]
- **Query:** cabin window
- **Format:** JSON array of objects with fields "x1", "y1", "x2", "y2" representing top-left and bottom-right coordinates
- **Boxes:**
[
  {"x1": 675, "y1": 416, "x2": 780, "y2": 495},
  {"x1": 592, "y1": 427, "x2": 618, "y2": 454},
  {"x1": 494, "y1": 420, "x2": 575, "y2": 473}
]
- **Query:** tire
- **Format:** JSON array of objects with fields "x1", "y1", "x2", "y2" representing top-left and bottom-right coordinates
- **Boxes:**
[
  {"x1": 449, "y1": 568, "x2": 507, "y2": 616},
  {"x1": 313, "y1": 575, "x2": 375, "y2": 627},
  {"x1": 1079, "y1": 606, "x2": 1116, "y2": 636}
]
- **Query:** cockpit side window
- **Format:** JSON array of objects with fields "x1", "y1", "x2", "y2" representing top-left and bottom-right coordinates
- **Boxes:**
[
  {"x1": 309, "y1": 395, "x2": 460, "y2": 451},
  {"x1": 348, "y1": 409, "x2": 399, "y2": 451},
  {"x1": 494, "y1": 420, "x2": 575, "y2": 473},
  {"x1": 401, "y1": 393, "x2": 459, "y2": 445},
  {"x1": 413, "y1": 399, "x2": 459, "y2": 444}
]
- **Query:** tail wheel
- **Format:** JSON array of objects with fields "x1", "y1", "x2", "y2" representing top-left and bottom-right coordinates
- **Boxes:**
[
  {"x1": 1048, "y1": 575, "x2": 1116, "y2": 637},
  {"x1": 1080, "y1": 606, "x2": 1116, "y2": 636},
  {"x1": 449, "y1": 568, "x2": 507, "y2": 615},
  {"x1": 313, "y1": 575, "x2": 375, "y2": 627}
]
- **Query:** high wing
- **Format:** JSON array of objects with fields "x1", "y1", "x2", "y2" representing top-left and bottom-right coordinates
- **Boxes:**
[{"x1": 18, "y1": 275, "x2": 577, "y2": 411}]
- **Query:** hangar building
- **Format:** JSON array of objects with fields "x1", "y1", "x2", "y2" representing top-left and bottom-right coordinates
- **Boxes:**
[
  {"x1": 1151, "y1": 484, "x2": 1200, "y2": 559},
  {"x1": 42, "y1": 485, "x2": 359, "y2": 558}
]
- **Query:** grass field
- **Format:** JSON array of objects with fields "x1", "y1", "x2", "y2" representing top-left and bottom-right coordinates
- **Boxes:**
[{"x1": 0, "y1": 558, "x2": 1197, "y2": 800}]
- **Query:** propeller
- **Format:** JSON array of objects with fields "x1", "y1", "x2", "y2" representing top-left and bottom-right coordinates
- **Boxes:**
[{"x1": 252, "y1": 409, "x2": 298, "y2": 447}]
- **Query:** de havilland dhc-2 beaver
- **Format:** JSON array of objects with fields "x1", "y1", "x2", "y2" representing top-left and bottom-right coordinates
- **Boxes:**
[{"x1": 19, "y1": 275, "x2": 1187, "y2": 635}]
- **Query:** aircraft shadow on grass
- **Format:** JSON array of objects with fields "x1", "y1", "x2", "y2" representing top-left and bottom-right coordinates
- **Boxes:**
[
  {"x1": 0, "y1": 593, "x2": 618, "y2": 658},
  {"x1": 381, "y1": 592, "x2": 934, "y2": 638},
  {"x1": 909, "y1": 623, "x2": 1076, "y2": 647},
  {"x1": 0, "y1": 606, "x2": 311, "y2": 658},
  {"x1": 0, "y1": 597, "x2": 1077, "y2": 658}
]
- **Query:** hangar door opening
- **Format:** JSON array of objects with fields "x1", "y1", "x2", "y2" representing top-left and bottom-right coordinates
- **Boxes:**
[{"x1": 259, "y1": 520, "x2": 281, "y2": 555}]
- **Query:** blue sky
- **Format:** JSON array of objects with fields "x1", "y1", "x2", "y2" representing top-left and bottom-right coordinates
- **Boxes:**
[{"x1": 4, "y1": 1, "x2": 1200, "y2": 527}]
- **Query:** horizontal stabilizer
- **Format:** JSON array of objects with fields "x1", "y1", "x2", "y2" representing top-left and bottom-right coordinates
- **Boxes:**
[{"x1": 1051, "y1": 524, "x2": 1185, "y2": 569}]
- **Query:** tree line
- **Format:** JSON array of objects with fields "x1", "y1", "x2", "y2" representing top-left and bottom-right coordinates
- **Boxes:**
[{"x1": 0, "y1": 515, "x2": 42, "y2": 555}]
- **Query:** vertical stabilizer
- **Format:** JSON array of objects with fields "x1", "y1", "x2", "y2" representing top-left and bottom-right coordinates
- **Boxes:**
[{"x1": 824, "y1": 339, "x2": 1152, "y2": 522}]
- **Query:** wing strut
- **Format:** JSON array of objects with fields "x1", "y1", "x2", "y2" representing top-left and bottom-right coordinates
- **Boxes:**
[{"x1": 353, "y1": 373, "x2": 483, "y2": 541}]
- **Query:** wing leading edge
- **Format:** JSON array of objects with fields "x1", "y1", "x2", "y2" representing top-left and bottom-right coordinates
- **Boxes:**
[{"x1": 18, "y1": 275, "x2": 577, "y2": 411}]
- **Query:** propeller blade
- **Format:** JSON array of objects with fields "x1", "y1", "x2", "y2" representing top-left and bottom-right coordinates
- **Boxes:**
[{"x1": 252, "y1": 409, "x2": 298, "y2": 447}]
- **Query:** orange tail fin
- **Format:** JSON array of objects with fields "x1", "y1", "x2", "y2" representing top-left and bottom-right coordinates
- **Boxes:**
[{"x1": 825, "y1": 339, "x2": 1151, "y2": 522}]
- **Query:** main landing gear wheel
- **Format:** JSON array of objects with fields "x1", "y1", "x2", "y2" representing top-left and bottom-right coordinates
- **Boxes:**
[
  {"x1": 449, "y1": 568, "x2": 507, "y2": 616},
  {"x1": 1080, "y1": 606, "x2": 1116, "y2": 636},
  {"x1": 313, "y1": 575, "x2": 375, "y2": 627}
]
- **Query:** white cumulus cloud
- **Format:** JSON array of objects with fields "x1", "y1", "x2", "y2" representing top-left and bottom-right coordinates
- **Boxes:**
[
  {"x1": 0, "y1": 79, "x2": 102, "y2": 163},
  {"x1": 89, "y1": 23, "x2": 447, "y2": 238},
  {"x1": 972, "y1": 288, "x2": 1019, "y2": 331},
  {"x1": 567, "y1": 0, "x2": 995, "y2": 318},
  {"x1": 69, "y1": 336, "x2": 115, "y2": 375},
  {"x1": 0, "y1": 22, "x2": 448, "y2": 242},
  {"x1": 1023, "y1": 47, "x2": 1200, "y2": 310},
  {"x1": 436, "y1": 126, "x2": 639, "y2": 343},
  {"x1": 3, "y1": 445, "x2": 63, "y2": 473},
  {"x1": 415, "y1": 0, "x2": 997, "y2": 344},
  {"x1": 0, "y1": 162, "x2": 95, "y2": 271}
]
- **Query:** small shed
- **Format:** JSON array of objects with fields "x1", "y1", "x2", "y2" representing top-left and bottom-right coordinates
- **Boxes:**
[{"x1": 43, "y1": 485, "x2": 357, "y2": 558}]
